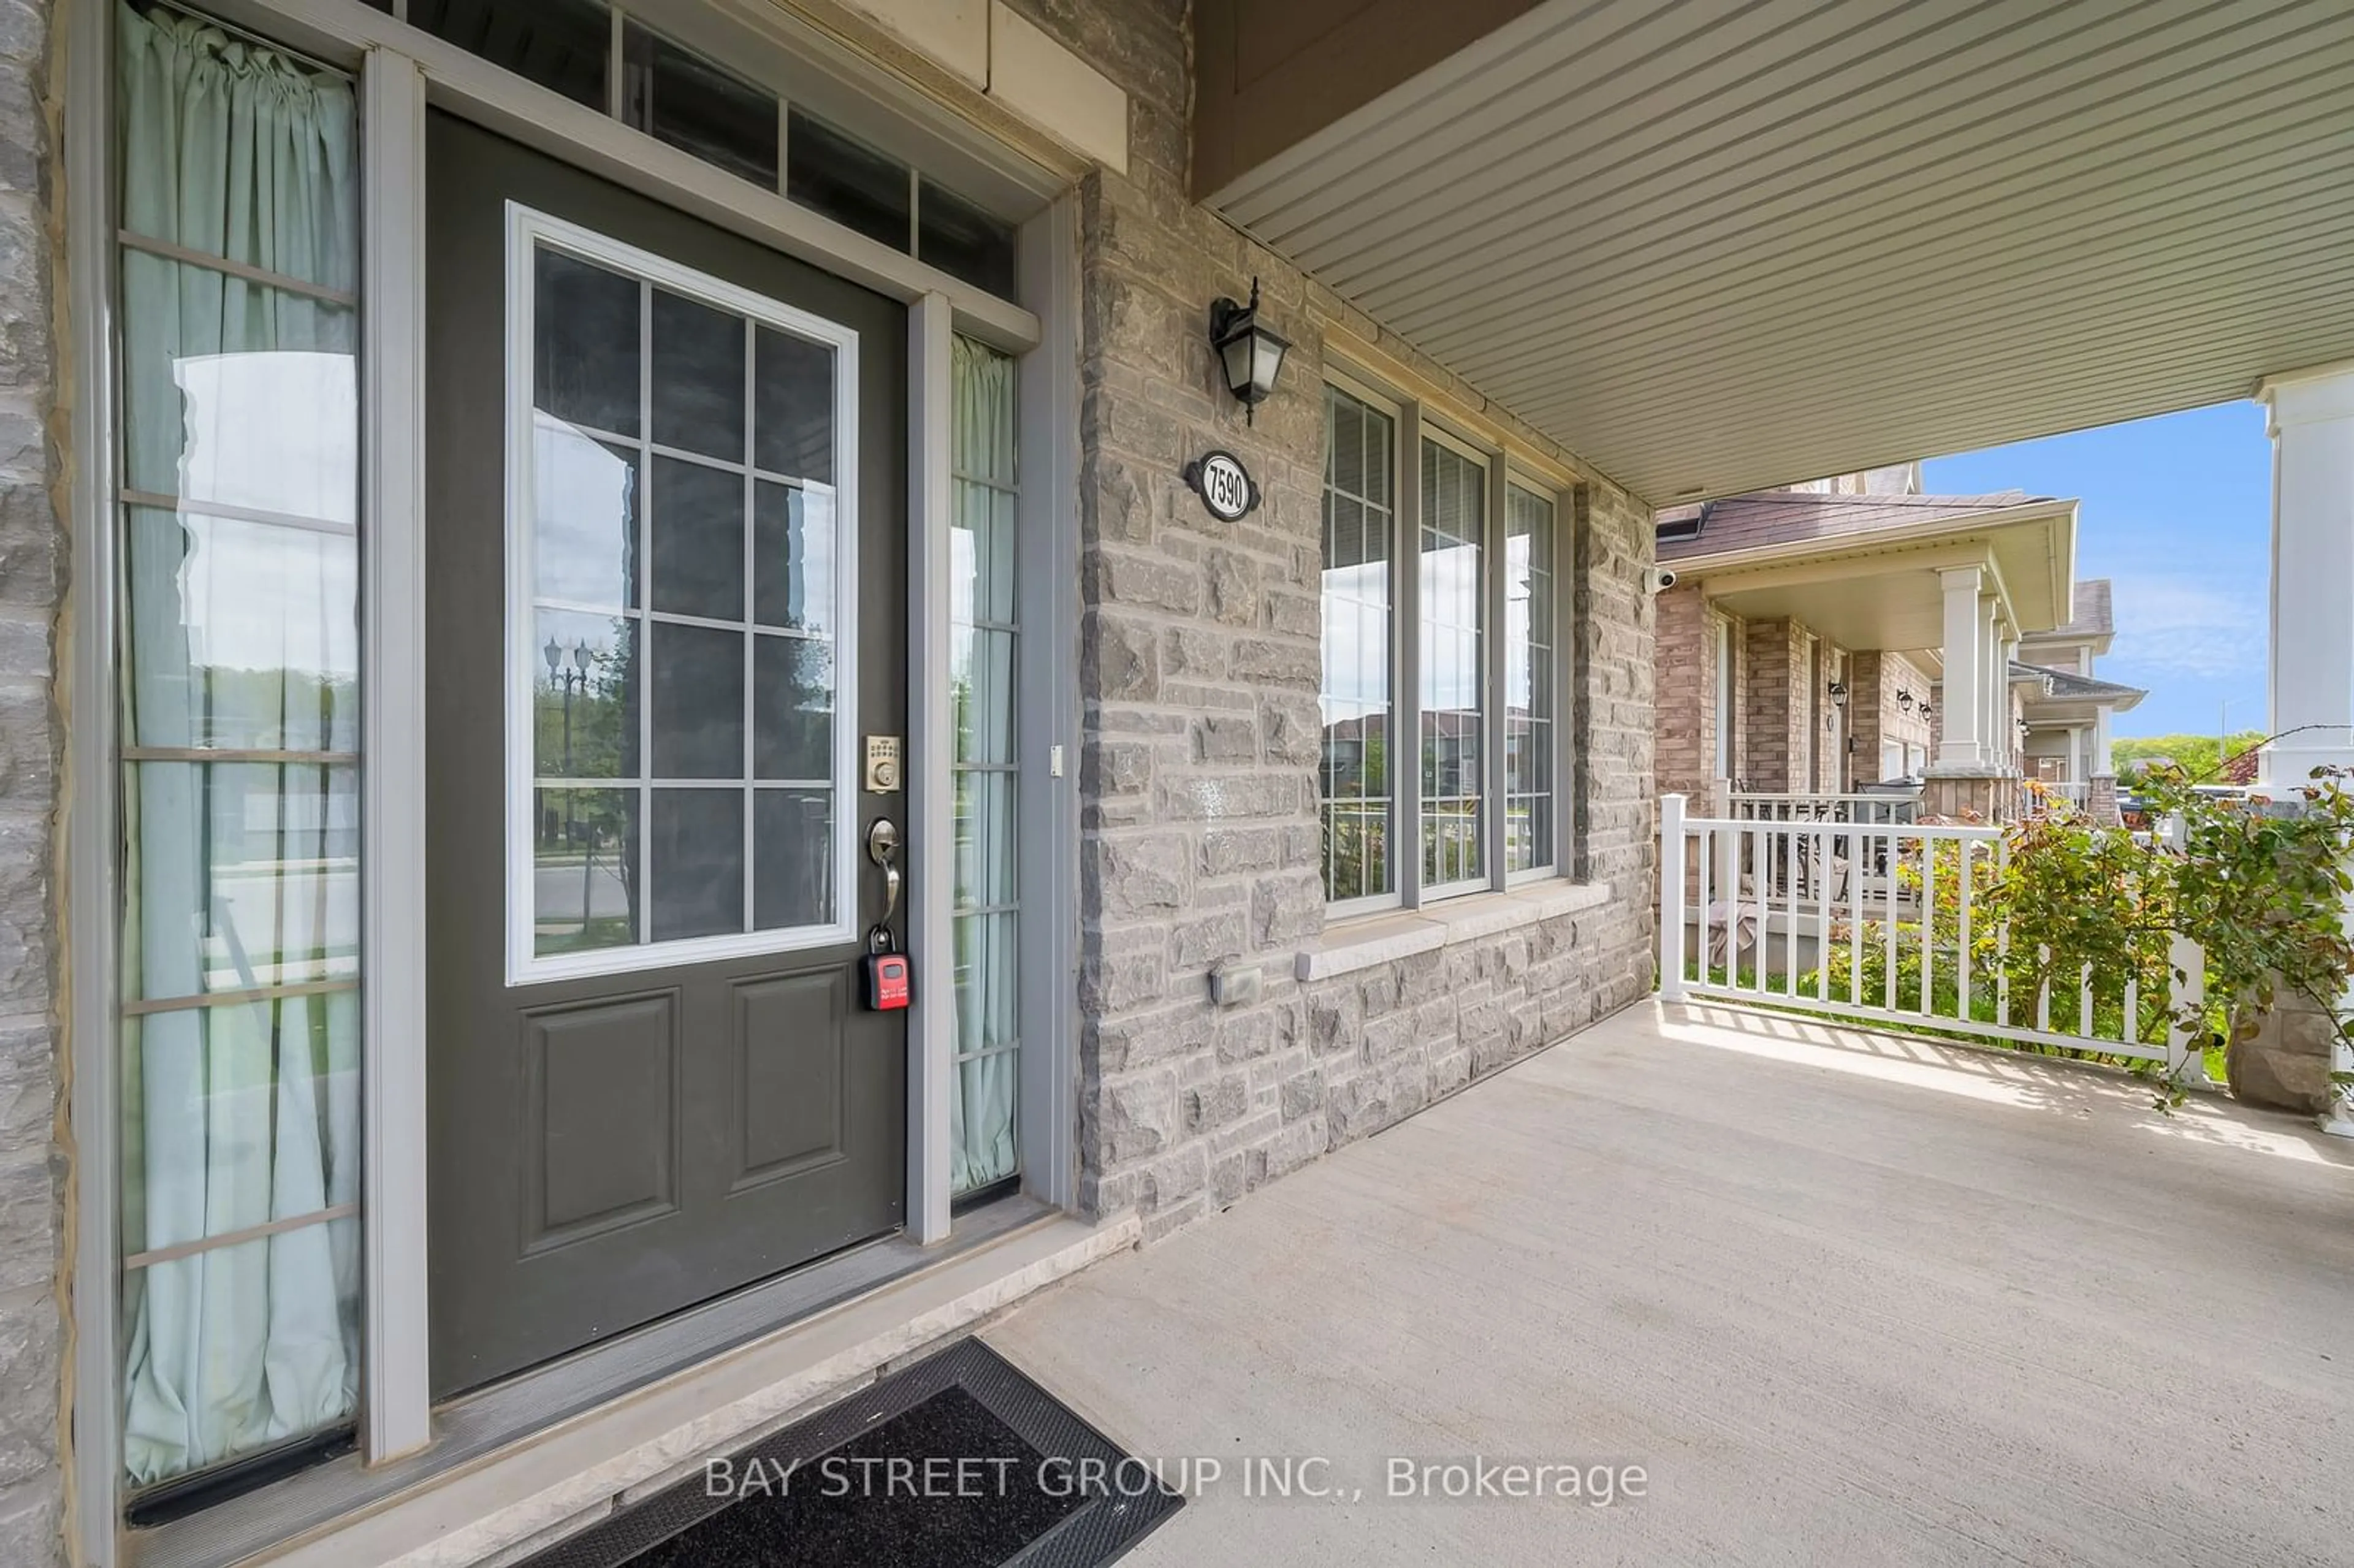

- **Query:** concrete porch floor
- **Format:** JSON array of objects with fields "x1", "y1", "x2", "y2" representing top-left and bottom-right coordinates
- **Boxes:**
[{"x1": 985, "y1": 1002, "x2": 2354, "y2": 1567}]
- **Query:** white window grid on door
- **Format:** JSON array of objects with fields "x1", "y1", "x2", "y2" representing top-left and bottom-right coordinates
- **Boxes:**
[{"x1": 503, "y1": 203, "x2": 861, "y2": 985}]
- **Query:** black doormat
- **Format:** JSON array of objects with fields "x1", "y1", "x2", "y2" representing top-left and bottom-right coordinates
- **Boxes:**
[{"x1": 519, "y1": 1339, "x2": 1182, "y2": 1568}]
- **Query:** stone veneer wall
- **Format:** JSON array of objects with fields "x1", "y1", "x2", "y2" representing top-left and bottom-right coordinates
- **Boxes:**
[
  {"x1": 0, "y1": 0, "x2": 64, "y2": 1553},
  {"x1": 1018, "y1": 0, "x2": 1656, "y2": 1240}
]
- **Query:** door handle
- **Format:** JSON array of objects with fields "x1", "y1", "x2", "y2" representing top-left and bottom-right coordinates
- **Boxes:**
[{"x1": 866, "y1": 818, "x2": 901, "y2": 930}]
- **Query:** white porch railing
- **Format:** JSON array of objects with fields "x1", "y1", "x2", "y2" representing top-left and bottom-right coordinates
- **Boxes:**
[
  {"x1": 1659, "y1": 795, "x2": 2208, "y2": 1074},
  {"x1": 2024, "y1": 780, "x2": 2090, "y2": 817},
  {"x1": 1728, "y1": 790, "x2": 1919, "y2": 826}
]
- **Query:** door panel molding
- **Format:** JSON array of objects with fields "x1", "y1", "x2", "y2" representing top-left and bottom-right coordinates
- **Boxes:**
[
  {"x1": 731, "y1": 970, "x2": 850, "y2": 1192},
  {"x1": 518, "y1": 991, "x2": 684, "y2": 1253}
]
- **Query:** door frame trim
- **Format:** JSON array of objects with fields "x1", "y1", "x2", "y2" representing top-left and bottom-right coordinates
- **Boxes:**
[
  {"x1": 62, "y1": 2, "x2": 1084, "y2": 1559},
  {"x1": 359, "y1": 43, "x2": 435, "y2": 1469},
  {"x1": 907, "y1": 292, "x2": 956, "y2": 1243}
]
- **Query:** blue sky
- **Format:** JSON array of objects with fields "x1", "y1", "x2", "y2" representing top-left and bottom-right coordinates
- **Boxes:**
[{"x1": 1923, "y1": 403, "x2": 2270, "y2": 740}]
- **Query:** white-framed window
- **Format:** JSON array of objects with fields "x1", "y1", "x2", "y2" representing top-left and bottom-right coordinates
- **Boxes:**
[
  {"x1": 505, "y1": 205, "x2": 861, "y2": 984},
  {"x1": 1319, "y1": 382, "x2": 1398, "y2": 908},
  {"x1": 1503, "y1": 479, "x2": 1556, "y2": 875},
  {"x1": 1419, "y1": 425, "x2": 1488, "y2": 895},
  {"x1": 1317, "y1": 375, "x2": 1572, "y2": 911}
]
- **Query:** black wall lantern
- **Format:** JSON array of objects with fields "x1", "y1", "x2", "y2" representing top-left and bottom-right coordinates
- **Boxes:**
[
  {"x1": 1211, "y1": 277, "x2": 1290, "y2": 424},
  {"x1": 1827, "y1": 680, "x2": 1849, "y2": 709}
]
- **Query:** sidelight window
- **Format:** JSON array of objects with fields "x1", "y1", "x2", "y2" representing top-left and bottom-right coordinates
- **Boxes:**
[
  {"x1": 949, "y1": 337, "x2": 1020, "y2": 1193},
  {"x1": 112, "y1": 3, "x2": 364, "y2": 1488},
  {"x1": 511, "y1": 213, "x2": 859, "y2": 982}
]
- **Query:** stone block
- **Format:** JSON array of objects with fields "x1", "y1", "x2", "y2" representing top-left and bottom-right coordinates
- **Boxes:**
[
  {"x1": 1194, "y1": 713, "x2": 1257, "y2": 763},
  {"x1": 1085, "y1": 834, "x2": 1190, "y2": 919},
  {"x1": 1094, "y1": 1068, "x2": 1178, "y2": 1164}
]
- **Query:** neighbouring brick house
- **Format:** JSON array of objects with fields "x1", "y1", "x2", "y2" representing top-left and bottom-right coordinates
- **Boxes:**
[
  {"x1": 4, "y1": 0, "x2": 1658, "y2": 1560},
  {"x1": 1653, "y1": 473, "x2": 2080, "y2": 819}
]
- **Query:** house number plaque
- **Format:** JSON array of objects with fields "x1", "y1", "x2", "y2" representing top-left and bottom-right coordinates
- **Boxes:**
[{"x1": 1184, "y1": 449, "x2": 1260, "y2": 522}]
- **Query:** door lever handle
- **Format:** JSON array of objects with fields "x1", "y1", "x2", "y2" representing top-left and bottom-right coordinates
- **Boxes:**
[{"x1": 866, "y1": 818, "x2": 901, "y2": 929}]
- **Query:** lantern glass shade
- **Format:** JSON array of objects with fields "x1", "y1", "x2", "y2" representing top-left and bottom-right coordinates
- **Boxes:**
[
  {"x1": 1217, "y1": 314, "x2": 1289, "y2": 406},
  {"x1": 1827, "y1": 681, "x2": 1848, "y2": 708}
]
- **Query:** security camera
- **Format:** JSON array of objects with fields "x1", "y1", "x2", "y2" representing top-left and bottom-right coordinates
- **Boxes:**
[{"x1": 1646, "y1": 567, "x2": 1678, "y2": 594}]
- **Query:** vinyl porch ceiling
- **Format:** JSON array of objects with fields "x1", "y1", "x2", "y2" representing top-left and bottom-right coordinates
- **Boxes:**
[{"x1": 1204, "y1": 0, "x2": 2354, "y2": 504}]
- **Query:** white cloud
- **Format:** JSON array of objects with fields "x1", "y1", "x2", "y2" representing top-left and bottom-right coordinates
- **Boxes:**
[{"x1": 2103, "y1": 576, "x2": 2266, "y2": 679}]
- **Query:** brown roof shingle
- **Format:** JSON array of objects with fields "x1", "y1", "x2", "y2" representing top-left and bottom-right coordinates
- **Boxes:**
[{"x1": 1656, "y1": 488, "x2": 2059, "y2": 563}]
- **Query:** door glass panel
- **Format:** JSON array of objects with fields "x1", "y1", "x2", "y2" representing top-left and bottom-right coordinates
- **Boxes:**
[
  {"x1": 649, "y1": 789, "x2": 744, "y2": 940},
  {"x1": 533, "y1": 610, "x2": 638, "y2": 778},
  {"x1": 649, "y1": 456, "x2": 744, "y2": 620},
  {"x1": 754, "y1": 327, "x2": 834, "y2": 484},
  {"x1": 650, "y1": 288, "x2": 747, "y2": 461},
  {"x1": 753, "y1": 481, "x2": 835, "y2": 632},
  {"x1": 535, "y1": 788, "x2": 641, "y2": 954},
  {"x1": 517, "y1": 224, "x2": 853, "y2": 975},
  {"x1": 535, "y1": 248, "x2": 641, "y2": 438},
  {"x1": 754, "y1": 789, "x2": 834, "y2": 929},
  {"x1": 753, "y1": 633, "x2": 833, "y2": 780},
  {"x1": 533, "y1": 419, "x2": 639, "y2": 607},
  {"x1": 649, "y1": 621, "x2": 744, "y2": 779}
]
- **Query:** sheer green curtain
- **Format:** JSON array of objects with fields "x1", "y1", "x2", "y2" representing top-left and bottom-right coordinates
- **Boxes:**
[
  {"x1": 115, "y1": 2, "x2": 363, "y2": 1486},
  {"x1": 948, "y1": 337, "x2": 1019, "y2": 1193}
]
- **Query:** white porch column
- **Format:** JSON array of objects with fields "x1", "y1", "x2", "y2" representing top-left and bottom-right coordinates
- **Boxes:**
[
  {"x1": 2258, "y1": 364, "x2": 2354, "y2": 784},
  {"x1": 1998, "y1": 626, "x2": 2020, "y2": 770},
  {"x1": 1935, "y1": 565, "x2": 1986, "y2": 766},
  {"x1": 1981, "y1": 598, "x2": 2003, "y2": 769},
  {"x1": 2255, "y1": 362, "x2": 2354, "y2": 1138},
  {"x1": 2092, "y1": 707, "x2": 2113, "y2": 777}
]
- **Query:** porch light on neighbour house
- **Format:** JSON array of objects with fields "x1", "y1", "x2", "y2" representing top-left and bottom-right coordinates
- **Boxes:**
[{"x1": 1211, "y1": 277, "x2": 1290, "y2": 422}]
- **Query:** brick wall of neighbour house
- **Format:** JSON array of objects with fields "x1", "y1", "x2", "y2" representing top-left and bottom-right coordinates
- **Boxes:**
[
  {"x1": 1849, "y1": 650, "x2": 1935, "y2": 780},
  {"x1": 0, "y1": 0, "x2": 64, "y2": 1553},
  {"x1": 1024, "y1": 0, "x2": 1657, "y2": 1239},
  {"x1": 1740, "y1": 619, "x2": 1811, "y2": 793},
  {"x1": 1652, "y1": 582, "x2": 1712, "y2": 801},
  {"x1": 1654, "y1": 597, "x2": 1854, "y2": 801}
]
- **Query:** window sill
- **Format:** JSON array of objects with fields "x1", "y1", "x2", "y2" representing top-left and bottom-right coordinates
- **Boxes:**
[{"x1": 1294, "y1": 880, "x2": 1614, "y2": 982}]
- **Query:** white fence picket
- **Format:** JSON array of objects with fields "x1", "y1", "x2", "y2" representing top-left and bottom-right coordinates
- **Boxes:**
[{"x1": 1661, "y1": 810, "x2": 2190, "y2": 1067}]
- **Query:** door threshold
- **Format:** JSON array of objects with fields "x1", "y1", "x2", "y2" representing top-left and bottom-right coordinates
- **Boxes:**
[{"x1": 130, "y1": 1197, "x2": 1137, "y2": 1568}]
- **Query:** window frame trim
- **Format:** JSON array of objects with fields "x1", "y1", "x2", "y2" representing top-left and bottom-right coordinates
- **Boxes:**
[
  {"x1": 1319, "y1": 360, "x2": 1580, "y2": 916},
  {"x1": 501, "y1": 203, "x2": 864, "y2": 987}
]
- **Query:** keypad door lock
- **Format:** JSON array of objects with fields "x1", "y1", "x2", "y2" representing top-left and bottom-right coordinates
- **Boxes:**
[{"x1": 864, "y1": 734, "x2": 903, "y2": 793}]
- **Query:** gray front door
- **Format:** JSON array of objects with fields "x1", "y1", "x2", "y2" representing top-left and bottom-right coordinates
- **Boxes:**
[{"x1": 425, "y1": 113, "x2": 908, "y2": 1396}]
